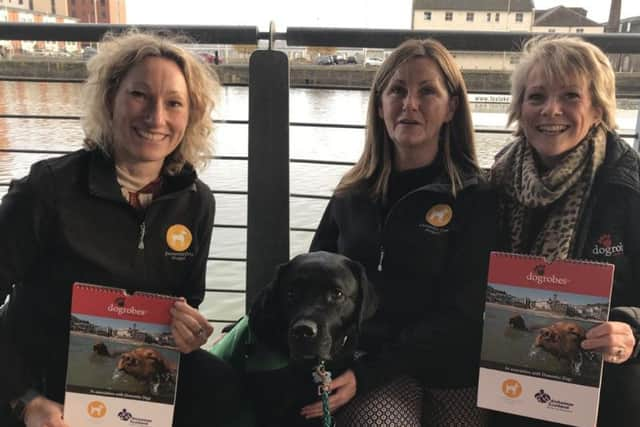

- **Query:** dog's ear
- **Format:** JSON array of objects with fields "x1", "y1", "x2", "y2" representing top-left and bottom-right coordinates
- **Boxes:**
[
  {"x1": 248, "y1": 261, "x2": 290, "y2": 351},
  {"x1": 347, "y1": 259, "x2": 378, "y2": 328}
]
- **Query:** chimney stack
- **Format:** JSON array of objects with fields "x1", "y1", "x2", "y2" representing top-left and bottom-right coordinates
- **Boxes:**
[{"x1": 606, "y1": 0, "x2": 622, "y2": 33}]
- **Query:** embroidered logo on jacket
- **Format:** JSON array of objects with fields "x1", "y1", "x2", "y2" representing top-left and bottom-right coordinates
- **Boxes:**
[
  {"x1": 592, "y1": 234, "x2": 624, "y2": 257},
  {"x1": 425, "y1": 204, "x2": 453, "y2": 227},
  {"x1": 166, "y1": 224, "x2": 192, "y2": 252}
]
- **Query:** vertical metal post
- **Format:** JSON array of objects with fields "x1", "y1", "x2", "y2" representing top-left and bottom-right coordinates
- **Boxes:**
[
  {"x1": 634, "y1": 108, "x2": 640, "y2": 151},
  {"x1": 246, "y1": 49, "x2": 290, "y2": 311}
]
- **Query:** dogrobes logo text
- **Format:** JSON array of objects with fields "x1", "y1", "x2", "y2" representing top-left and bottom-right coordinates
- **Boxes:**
[
  {"x1": 107, "y1": 300, "x2": 147, "y2": 317},
  {"x1": 526, "y1": 264, "x2": 569, "y2": 286},
  {"x1": 592, "y1": 234, "x2": 624, "y2": 257}
]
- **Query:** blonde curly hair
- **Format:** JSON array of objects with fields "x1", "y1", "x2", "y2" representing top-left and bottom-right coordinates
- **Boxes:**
[{"x1": 81, "y1": 30, "x2": 220, "y2": 174}]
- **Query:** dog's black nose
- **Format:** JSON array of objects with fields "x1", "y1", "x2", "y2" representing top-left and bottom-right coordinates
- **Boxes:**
[{"x1": 291, "y1": 319, "x2": 318, "y2": 340}]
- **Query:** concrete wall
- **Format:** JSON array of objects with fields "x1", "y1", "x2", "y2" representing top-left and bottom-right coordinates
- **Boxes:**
[
  {"x1": 1, "y1": 60, "x2": 639, "y2": 96},
  {"x1": 0, "y1": 58, "x2": 88, "y2": 79},
  {"x1": 451, "y1": 52, "x2": 521, "y2": 71}
]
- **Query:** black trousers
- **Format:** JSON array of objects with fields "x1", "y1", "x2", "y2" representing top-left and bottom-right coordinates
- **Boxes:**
[
  {"x1": 0, "y1": 349, "x2": 242, "y2": 427},
  {"x1": 174, "y1": 349, "x2": 242, "y2": 427}
]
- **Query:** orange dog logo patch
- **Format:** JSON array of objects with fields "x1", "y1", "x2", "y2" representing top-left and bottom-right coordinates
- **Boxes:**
[
  {"x1": 425, "y1": 204, "x2": 453, "y2": 227},
  {"x1": 166, "y1": 224, "x2": 192, "y2": 252},
  {"x1": 87, "y1": 401, "x2": 107, "y2": 418},
  {"x1": 502, "y1": 379, "x2": 522, "y2": 398}
]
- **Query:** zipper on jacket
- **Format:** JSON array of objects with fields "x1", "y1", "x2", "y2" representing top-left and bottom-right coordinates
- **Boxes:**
[
  {"x1": 377, "y1": 203, "x2": 385, "y2": 272},
  {"x1": 377, "y1": 246, "x2": 385, "y2": 272},
  {"x1": 376, "y1": 185, "x2": 442, "y2": 273},
  {"x1": 138, "y1": 221, "x2": 146, "y2": 250}
]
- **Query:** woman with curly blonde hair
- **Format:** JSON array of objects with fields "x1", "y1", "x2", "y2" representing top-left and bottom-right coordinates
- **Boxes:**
[
  {"x1": 0, "y1": 30, "x2": 240, "y2": 427},
  {"x1": 82, "y1": 30, "x2": 219, "y2": 174}
]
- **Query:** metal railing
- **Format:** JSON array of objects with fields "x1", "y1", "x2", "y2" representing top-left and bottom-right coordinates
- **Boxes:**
[{"x1": 1, "y1": 23, "x2": 640, "y2": 325}]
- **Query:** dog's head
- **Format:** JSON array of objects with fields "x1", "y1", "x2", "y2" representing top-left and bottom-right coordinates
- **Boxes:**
[
  {"x1": 116, "y1": 347, "x2": 174, "y2": 381},
  {"x1": 508, "y1": 314, "x2": 527, "y2": 331},
  {"x1": 249, "y1": 251, "x2": 377, "y2": 363},
  {"x1": 93, "y1": 341, "x2": 111, "y2": 356},
  {"x1": 535, "y1": 321, "x2": 586, "y2": 362}
]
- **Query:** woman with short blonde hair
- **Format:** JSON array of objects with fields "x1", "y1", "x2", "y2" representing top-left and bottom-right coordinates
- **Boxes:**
[{"x1": 490, "y1": 35, "x2": 640, "y2": 427}]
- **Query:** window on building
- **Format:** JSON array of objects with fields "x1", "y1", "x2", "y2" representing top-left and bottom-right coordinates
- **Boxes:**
[
  {"x1": 19, "y1": 0, "x2": 23, "y2": 4},
  {"x1": 486, "y1": 13, "x2": 491, "y2": 22},
  {"x1": 548, "y1": 29, "x2": 556, "y2": 32},
  {"x1": 515, "y1": 13, "x2": 523, "y2": 22},
  {"x1": 576, "y1": 28, "x2": 584, "y2": 33},
  {"x1": 445, "y1": 11, "x2": 453, "y2": 21},
  {"x1": 100, "y1": 0, "x2": 105, "y2": 4},
  {"x1": 466, "y1": 12, "x2": 474, "y2": 22},
  {"x1": 424, "y1": 11, "x2": 431, "y2": 21},
  {"x1": 50, "y1": 0, "x2": 55, "y2": 14},
  {"x1": 495, "y1": 13, "x2": 500, "y2": 21}
]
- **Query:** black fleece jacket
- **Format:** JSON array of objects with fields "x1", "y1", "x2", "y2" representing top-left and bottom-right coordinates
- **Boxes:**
[
  {"x1": 0, "y1": 149, "x2": 215, "y2": 404},
  {"x1": 310, "y1": 165, "x2": 497, "y2": 394}
]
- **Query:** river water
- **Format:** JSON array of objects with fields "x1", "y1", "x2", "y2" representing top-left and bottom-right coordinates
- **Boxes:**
[{"x1": 1, "y1": 81, "x2": 638, "y2": 335}]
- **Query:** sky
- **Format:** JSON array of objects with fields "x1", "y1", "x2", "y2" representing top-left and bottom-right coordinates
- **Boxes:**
[{"x1": 126, "y1": 0, "x2": 640, "y2": 29}]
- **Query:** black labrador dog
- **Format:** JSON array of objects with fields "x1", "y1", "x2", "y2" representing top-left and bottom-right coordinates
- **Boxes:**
[{"x1": 243, "y1": 251, "x2": 378, "y2": 427}]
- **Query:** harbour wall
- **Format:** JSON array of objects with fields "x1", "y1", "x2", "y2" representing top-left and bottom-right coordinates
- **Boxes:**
[{"x1": 2, "y1": 60, "x2": 640, "y2": 96}]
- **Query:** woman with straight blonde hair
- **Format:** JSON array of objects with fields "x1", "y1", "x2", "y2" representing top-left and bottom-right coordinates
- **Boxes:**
[{"x1": 307, "y1": 38, "x2": 496, "y2": 426}]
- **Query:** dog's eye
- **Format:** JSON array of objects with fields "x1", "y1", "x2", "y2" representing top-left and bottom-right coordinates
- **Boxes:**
[{"x1": 329, "y1": 288, "x2": 345, "y2": 301}]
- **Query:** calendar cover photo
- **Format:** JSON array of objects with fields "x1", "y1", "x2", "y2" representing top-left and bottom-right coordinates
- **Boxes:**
[
  {"x1": 477, "y1": 252, "x2": 614, "y2": 427},
  {"x1": 64, "y1": 282, "x2": 181, "y2": 427}
]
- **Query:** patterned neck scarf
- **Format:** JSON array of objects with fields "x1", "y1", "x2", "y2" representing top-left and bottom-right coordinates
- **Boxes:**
[
  {"x1": 490, "y1": 125, "x2": 606, "y2": 260},
  {"x1": 115, "y1": 165, "x2": 163, "y2": 210}
]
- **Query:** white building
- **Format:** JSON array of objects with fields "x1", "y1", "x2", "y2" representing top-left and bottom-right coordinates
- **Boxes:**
[
  {"x1": 532, "y1": 6, "x2": 603, "y2": 34},
  {"x1": 413, "y1": 0, "x2": 534, "y2": 32},
  {"x1": 411, "y1": 0, "x2": 605, "y2": 70}
]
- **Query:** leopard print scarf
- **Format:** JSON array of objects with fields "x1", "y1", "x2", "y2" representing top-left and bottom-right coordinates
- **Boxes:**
[{"x1": 491, "y1": 126, "x2": 606, "y2": 260}]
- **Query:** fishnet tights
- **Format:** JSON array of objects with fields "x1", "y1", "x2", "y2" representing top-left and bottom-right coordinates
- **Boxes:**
[{"x1": 335, "y1": 376, "x2": 488, "y2": 427}]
